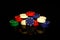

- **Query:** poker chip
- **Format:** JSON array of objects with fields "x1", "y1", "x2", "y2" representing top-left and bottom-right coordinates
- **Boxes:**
[
  {"x1": 9, "y1": 20, "x2": 19, "y2": 27},
  {"x1": 15, "y1": 15, "x2": 23, "y2": 22},
  {"x1": 41, "y1": 21, "x2": 50, "y2": 28},
  {"x1": 21, "y1": 20, "x2": 26, "y2": 25},
  {"x1": 33, "y1": 20, "x2": 39, "y2": 27},
  {"x1": 37, "y1": 16, "x2": 46, "y2": 23},
  {"x1": 26, "y1": 11, "x2": 35, "y2": 16},
  {"x1": 26, "y1": 17, "x2": 34, "y2": 26},
  {"x1": 20, "y1": 13, "x2": 28, "y2": 18}
]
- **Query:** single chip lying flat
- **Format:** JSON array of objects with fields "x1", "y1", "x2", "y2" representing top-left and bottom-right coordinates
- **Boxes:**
[
  {"x1": 20, "y1": 13, "x2": 28, "y2": 18},
  {"x1": 37, "y1": 16, "x2": 46, "y2": 23},
  {"x1": 37, "y1": 18, "x2": 46, "y2": 23},
  {"x1": 26, "y1": 11, "x2": 35, "y2": 16},
  {"x1": 15, "y1": 15, "x2": 23, "y2": 22},
  {"x1": 9, "y1": 20, "x2": 19, "y2": 27},
  {"x1": 21, "y1": 20, "x2": 26, "y2": 25},
  {"x1": 41, "y1": 21, "x2": 50, "y2": 28}
]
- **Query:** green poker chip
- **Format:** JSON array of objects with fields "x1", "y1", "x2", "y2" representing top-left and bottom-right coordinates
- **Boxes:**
[{"x1": 9, "y1": 20, "x2": 19, "y2": 27}]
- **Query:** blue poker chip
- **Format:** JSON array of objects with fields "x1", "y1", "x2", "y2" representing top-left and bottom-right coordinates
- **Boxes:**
[
  {"x1": 41, "y1": 21, "x2": 50, "y2": 28},
  {"x1": 32, "y1": 13, "x2": 40, "y2": 19},
  {"x1": 26, "y1": 17, "x2": 34, "y2": 26},
  {"x1": 41, "y1": 24, "x2": 48, "y2": 28}
]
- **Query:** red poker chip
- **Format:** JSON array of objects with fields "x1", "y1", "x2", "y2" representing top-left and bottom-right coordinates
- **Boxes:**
[
  {"x1": 15, "y1": 15, "x2": 23, "y2": 22},
  {"x1": 26, "y1": 11, "x2": 35, "y2": 16},
  {"x1": 33, "y1": 20, "x2": 39, "y2": 27}
]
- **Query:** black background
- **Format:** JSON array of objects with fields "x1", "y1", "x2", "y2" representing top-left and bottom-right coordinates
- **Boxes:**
[{"x1": 0, "y1": 0, "x2": 56, "y2": 40}]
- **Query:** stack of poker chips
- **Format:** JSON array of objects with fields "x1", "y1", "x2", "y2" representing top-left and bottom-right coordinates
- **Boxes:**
[{"x1": 9, "y1": 11, "x2": 50, "y2": 34}]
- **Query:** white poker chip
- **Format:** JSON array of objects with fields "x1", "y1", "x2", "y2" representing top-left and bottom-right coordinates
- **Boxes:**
[
  {"x1": 20, "y1": 13, "x2": 28, "y2": 18},
  {"x1": 37, "y1": 16, "x2": 46, "y2": 23},
  {"x1": 21, "y1": 20, "x2": 26, "y2": 25}
]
